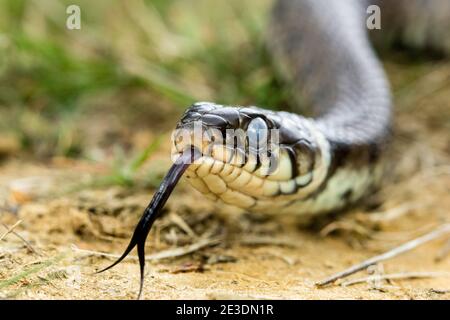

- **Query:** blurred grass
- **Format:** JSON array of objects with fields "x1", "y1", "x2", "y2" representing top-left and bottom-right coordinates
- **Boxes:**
[
  {"x1": 0, "y1": 0, "x2": 291, "y2": 159},
  {"x1": 92, "y1": 135, "x2": 163, "y2": 188}
]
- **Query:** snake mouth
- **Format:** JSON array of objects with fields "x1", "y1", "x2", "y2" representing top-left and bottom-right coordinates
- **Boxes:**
[{"x1": 97, "y1": 147, "x2": 201, "y2": 299}]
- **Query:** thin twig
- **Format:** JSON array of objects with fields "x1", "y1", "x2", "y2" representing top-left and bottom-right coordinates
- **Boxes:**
[
  {"x1": 341, "y1": 271, "x2": 450, "y2": 287},
  {"x1": 316, "y1": 224, "x2": 450, "y2": 287},
  {"x1": 0, "y1": 220, "x2": 22, "y2": 241},
  {"x1": 367, "y1": 202, "x2": 427, "y2": 223},
  {"x1": 72, "y1": 237, "x2": 221, "y2": 262},
  {"x1": 268, "y1": 251, "x2": 298, "y2": 265},
  {"x1": 1, "y1": 222, "x2": 38, "y2": 254},
  {"x1": 237, "y1": 235, "x2": 302, "y2": 248},
  {"x1": 320, "y1": 221, "x2": 371, "y2": 238},
  {"x1": 429, "y1": 289, "x2": 450, "y2": 294},
  {"x1": 169, "y1": 212, "x2": 198, "y2": 239}
]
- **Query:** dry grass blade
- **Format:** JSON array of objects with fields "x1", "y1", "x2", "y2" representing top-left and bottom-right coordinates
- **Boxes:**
[
  {"x1": 0, "y1": 220, "x2": 22, "y2": 241},
  {"x1": 144, "y1": 237, "x2": 221, "y2": 260},
  {"x1": 367, "y1": 202, "x2": 428, "y2": 223},
  {"x1": 316, "y1": 224, "x2": 450, "y2": 287},
  {"x1": 1, "y1": 222, "x2": 38, "y2": 254},
  {"x1": 169, "y1": 212, "x2": 198, "y2": 238},
  {"x1": 237, "y1": 235, "x2": 303, "y2": 248},
  {"x1": 72, "y1": 237, "x2": 222, "y2": 262},
  {"x1": 320, "y1": 220, "x2": 371, "y2": 237},
  {"x1": 341, "y1": 271, "x2": 450, "y2": 287}
]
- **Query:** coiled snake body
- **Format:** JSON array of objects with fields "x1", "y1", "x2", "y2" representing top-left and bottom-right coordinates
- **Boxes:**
[{"x1": 100, "y1": 0, "x2": 450, "y2": 297}]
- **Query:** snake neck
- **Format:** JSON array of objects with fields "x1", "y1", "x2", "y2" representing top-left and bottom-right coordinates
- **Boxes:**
[{"x1": 269, "y1": 0, "x2": 392, "y2": 147}]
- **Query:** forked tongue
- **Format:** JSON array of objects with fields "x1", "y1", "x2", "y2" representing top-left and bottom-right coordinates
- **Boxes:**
[{"x1": 97, "y1": 148, "x2": 200, "y2": 299}]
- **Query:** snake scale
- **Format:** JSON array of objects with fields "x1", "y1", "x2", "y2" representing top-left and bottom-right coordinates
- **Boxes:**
[{"x1": 99, "y1": 0, "x2": 450, "y2": 297}]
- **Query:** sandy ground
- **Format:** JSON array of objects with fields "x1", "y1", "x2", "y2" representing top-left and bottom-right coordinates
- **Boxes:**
[{"x1": 0, "y1": 57, "x2": 449, "y2": 300}]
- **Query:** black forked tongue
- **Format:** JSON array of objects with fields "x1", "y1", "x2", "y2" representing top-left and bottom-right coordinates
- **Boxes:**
[{"x1": 97, "y1": 148, "x2": 200, "y2": 299}]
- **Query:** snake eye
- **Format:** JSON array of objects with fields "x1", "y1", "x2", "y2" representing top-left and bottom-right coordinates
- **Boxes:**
[{"x1": 247, "y1": 117, "x2": 268, "y2": 151}]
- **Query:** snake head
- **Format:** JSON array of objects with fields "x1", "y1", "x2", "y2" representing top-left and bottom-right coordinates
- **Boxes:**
[
  {"x1": 173, "y1": 102, "x2": 278, "y2": 171},
  {"x1": 171, "y1": 102, "x2": 330, "y2": 213}
]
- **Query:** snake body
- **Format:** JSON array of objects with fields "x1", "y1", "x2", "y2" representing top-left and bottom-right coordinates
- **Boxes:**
[{"x1": 101, "y1": 0, "x2": 450, "y2": 297}]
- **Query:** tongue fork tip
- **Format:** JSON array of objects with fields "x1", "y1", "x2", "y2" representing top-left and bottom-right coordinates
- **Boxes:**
[{"x1": 96, "y1": 148, "x2": 200, "y2": 299}]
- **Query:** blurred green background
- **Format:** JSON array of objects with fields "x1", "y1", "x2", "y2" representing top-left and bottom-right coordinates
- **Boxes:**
[{"x1": 0, "y1": 0, "x2": 291, "y2": 160}]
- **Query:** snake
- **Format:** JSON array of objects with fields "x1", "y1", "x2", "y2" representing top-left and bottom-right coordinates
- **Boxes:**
[{"x1": 98, "y1": 0, "x2": 450, "y2": 298}]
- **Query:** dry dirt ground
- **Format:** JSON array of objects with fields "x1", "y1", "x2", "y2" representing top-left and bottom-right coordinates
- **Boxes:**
[{"x1": 0, "y1": 57, "x2": 449, "y2": 300}]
